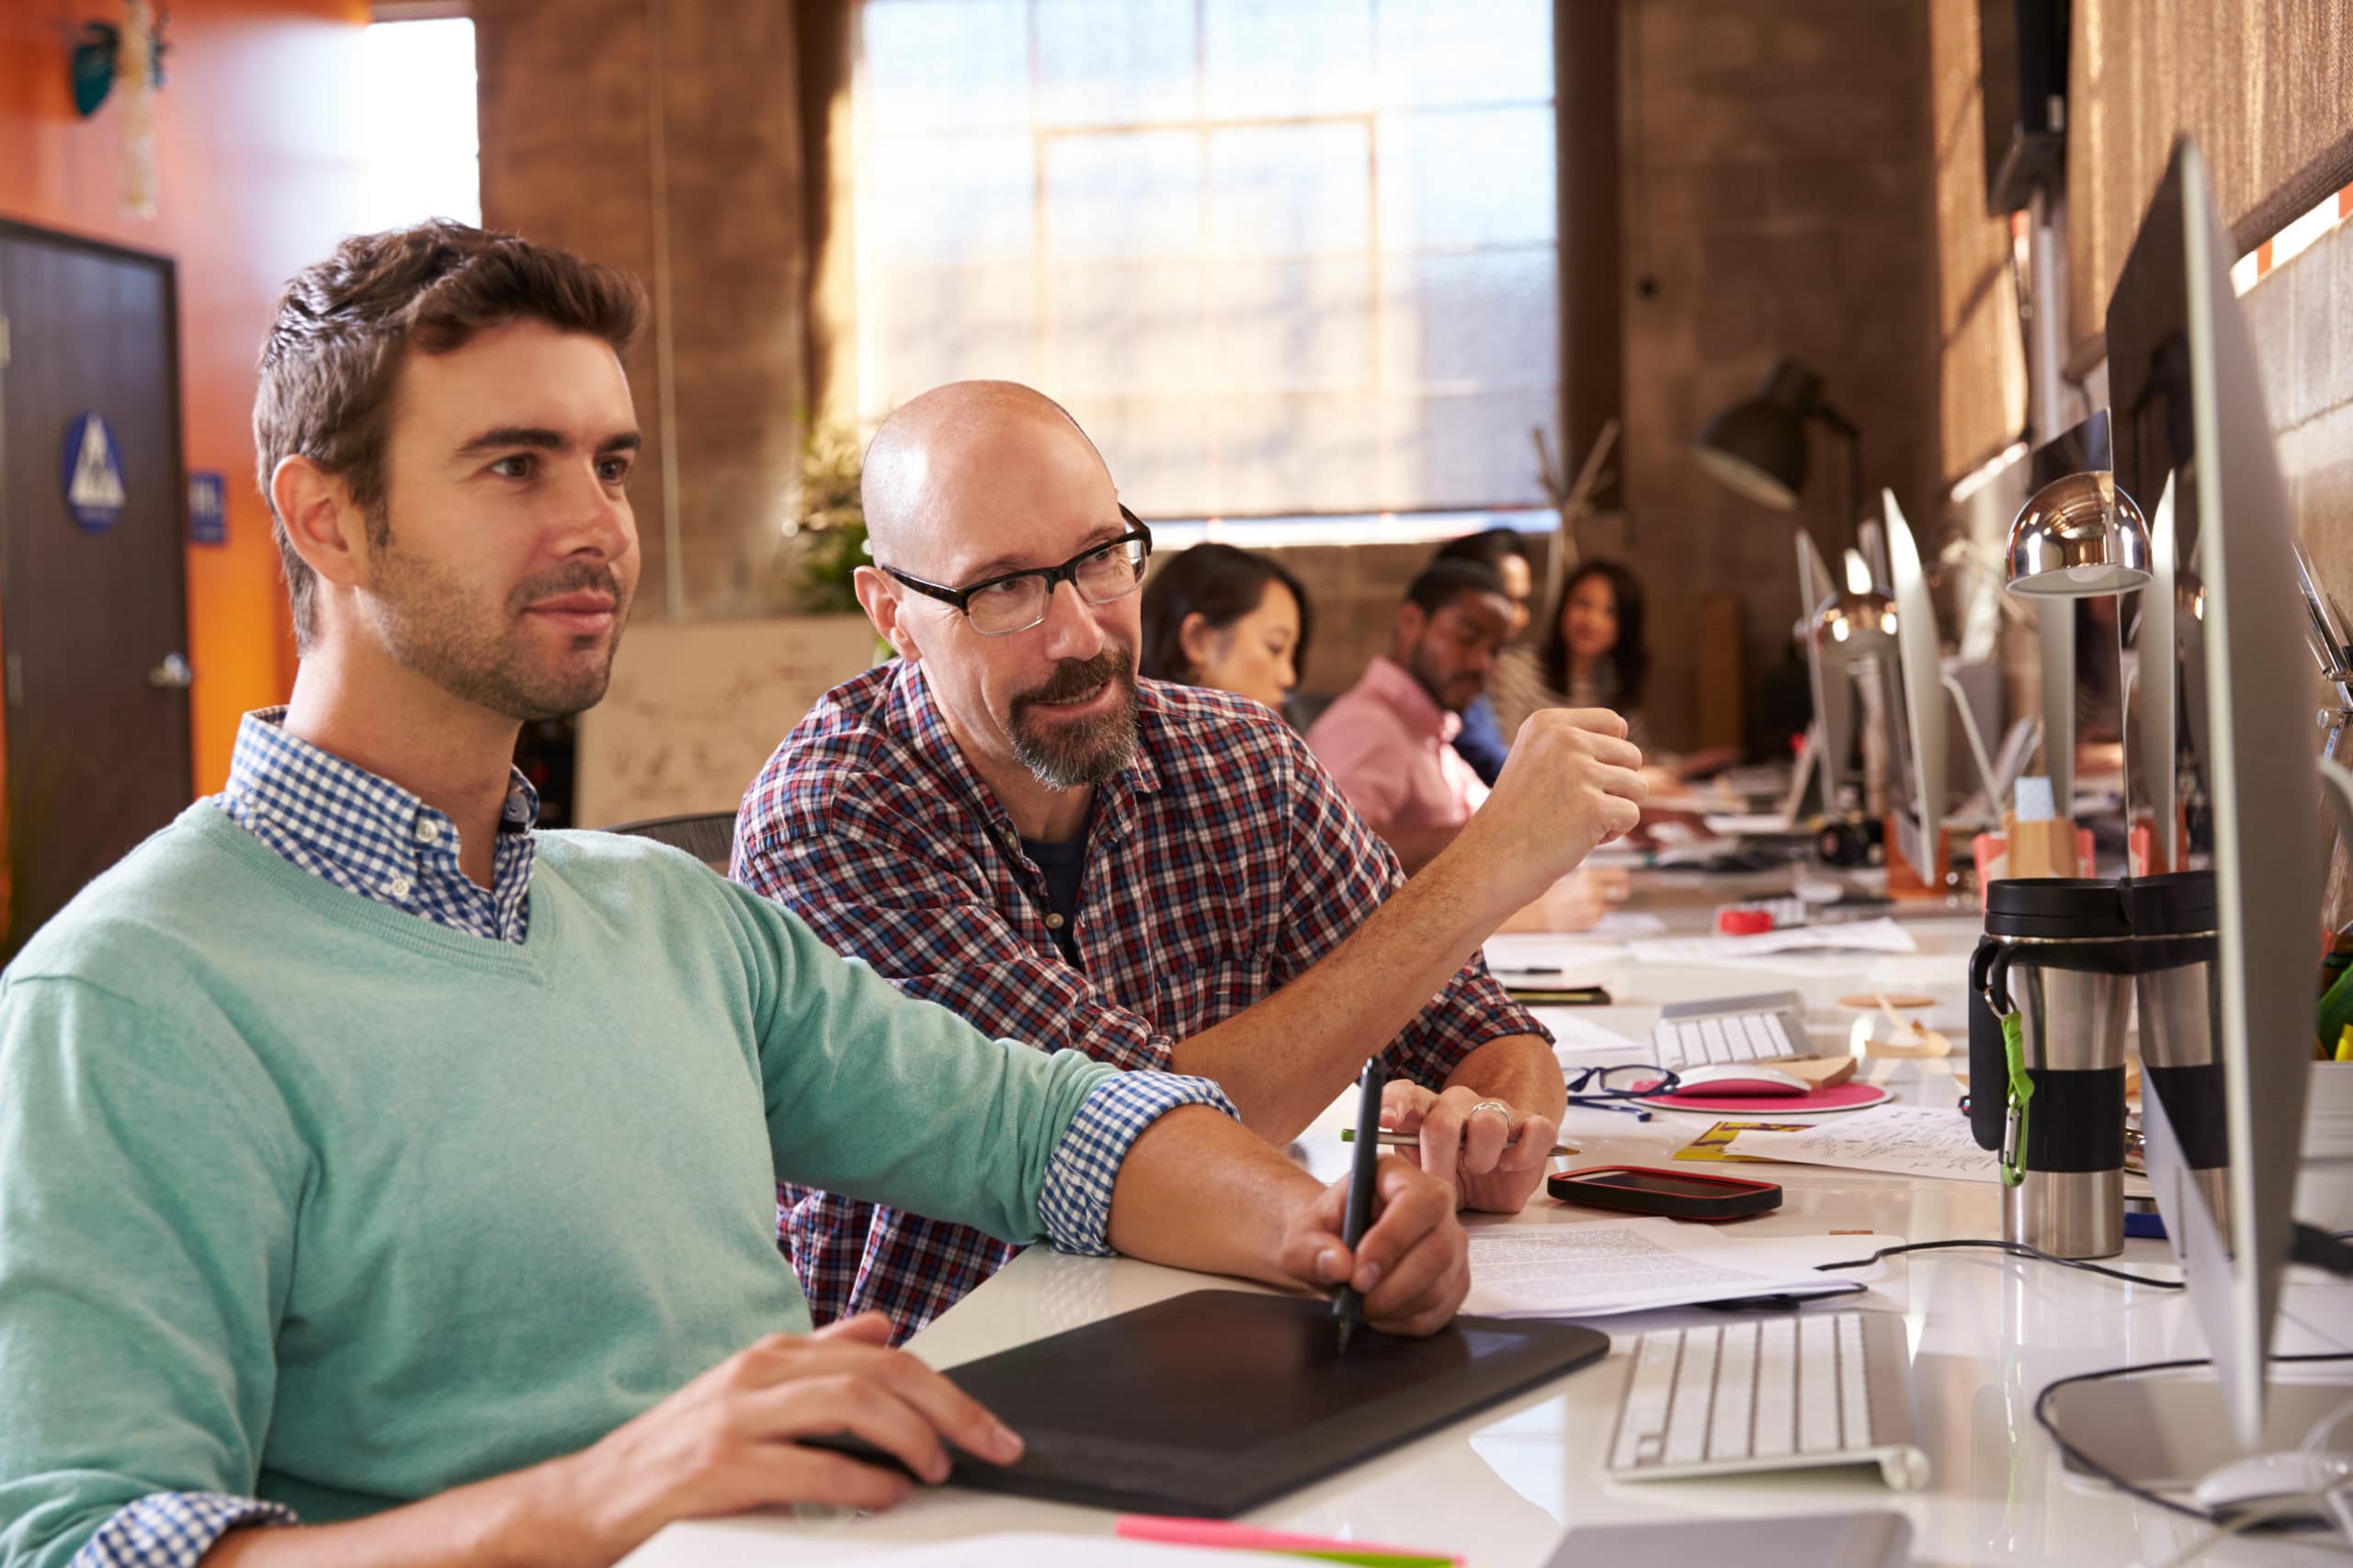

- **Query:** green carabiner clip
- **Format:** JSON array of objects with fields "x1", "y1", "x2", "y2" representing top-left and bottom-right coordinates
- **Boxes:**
[{"x1": 1998, "y1": 1012, "x2": 2033, "y2": 1187}]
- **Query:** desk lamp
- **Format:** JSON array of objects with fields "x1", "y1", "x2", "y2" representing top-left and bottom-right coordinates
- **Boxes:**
[
  {"x1": 1694, "y1": 358, "x2": 1863, "y2": 533},
  {"x1": 1810, "y1": 550, "x2": 1899, "y2": 820},
  {"x1": 1706, "y1": 362, "x2": 1870, "y2": 817},
  {"x1": 2004, "y1": 471, "x2": 2152, "y2": 863},
  {"x1": 2005, "y1": 471, "x2": 2151, "y2": 597},
  {"x1": 1811, "y1": 549, "x2": 1896, "y2": 658}
]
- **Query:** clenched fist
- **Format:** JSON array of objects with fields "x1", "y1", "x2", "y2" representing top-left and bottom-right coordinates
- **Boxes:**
[{"x1": 1449, "y1": 708, "x2": 1647, "y2": 907}]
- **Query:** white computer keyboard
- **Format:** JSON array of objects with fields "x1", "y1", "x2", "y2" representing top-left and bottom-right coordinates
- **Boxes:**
[
  {"x1": 1652, "y1": 1011, "x2": 1801, "y2": 1070},
  {"x1": 1606, "y1": 1312, "x2": 1928, "y2": 1489}
]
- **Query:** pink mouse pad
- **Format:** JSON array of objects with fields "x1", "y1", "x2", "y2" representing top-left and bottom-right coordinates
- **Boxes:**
[{"x1": 1631, "y1": 1081, "x2": 1893, "y2": 1116}]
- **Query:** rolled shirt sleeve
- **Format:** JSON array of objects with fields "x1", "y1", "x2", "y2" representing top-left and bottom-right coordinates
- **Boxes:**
[
  {"x1": 1037, "y1": 1072, "x2": 1242, "y2": 1256},
  {"x1": 72, "y1": 1494, "x2": 294, "y2": 1568}
]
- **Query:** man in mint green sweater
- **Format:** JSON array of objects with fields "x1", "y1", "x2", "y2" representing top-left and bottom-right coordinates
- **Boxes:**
[{"x1": 0, "y1": 223, "x2": 1470, "y2": 1568}]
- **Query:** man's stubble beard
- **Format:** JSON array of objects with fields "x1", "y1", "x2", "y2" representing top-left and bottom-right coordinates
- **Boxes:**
[
  {"x1": 1403, "y1": 635, "x2": 1469, "y2": 717},
  {"x1": 367, "y1": 521, "x2": 632, "y2": 723}
]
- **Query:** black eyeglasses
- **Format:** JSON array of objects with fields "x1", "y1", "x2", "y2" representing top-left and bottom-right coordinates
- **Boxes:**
[
  {"x1": 880, "y1": 507, "x2": 1154, "y2": 637},
  {"x1": 1564, "y1": 1062, "x2": 1683, "y2": 1122}
]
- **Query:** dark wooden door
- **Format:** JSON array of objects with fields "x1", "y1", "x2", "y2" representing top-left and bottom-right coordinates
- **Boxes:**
[{"x1": 0, "y1": 222, "x2": 192, "y2": 950}]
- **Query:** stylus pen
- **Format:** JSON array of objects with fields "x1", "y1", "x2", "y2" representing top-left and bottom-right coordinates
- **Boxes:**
[
  {"x1": 1343, "y1": 1129, "x2": 1584, "y2": 1158},
  {"x1": 1334, "y1": 1058, "x2": 1384, "y2": 1356}
]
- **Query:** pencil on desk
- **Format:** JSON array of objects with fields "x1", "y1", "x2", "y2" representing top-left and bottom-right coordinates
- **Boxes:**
[{"x1": 1342, "y1": 1128, "x2": 1583, "y2": 1157}]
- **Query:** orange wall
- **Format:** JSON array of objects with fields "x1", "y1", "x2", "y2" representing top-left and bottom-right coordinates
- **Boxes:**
[{"x1": 0, "y1": 0, "x2": 368, "y2": 794}]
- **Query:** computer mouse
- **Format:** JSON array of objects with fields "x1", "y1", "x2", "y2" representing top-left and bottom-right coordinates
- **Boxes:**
[
  {"x1": 2189, "y1": 1451, "x2": 2349, "y2": 1523},
  {"x1": 1667, "y1": 1064, "x2": 1813, "y2": 1097}
]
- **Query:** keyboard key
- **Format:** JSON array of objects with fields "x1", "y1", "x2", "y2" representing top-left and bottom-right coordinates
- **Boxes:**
[
  {"x1": 1707, "y1": 1321, "x2": 1758, "y2": 1460},
  {"x1": 1614, "y1": 1332, "x2": 1681, "y2": 1470},
  {"x1": 1798, "y1": 1316, "x2": 1841, "y2": 1452},
  {"x1": 1701, "y1": 1017, "x2": 1732, "y2": 1063},
  {"x1": 1838, "y1": 1313, "x2": 1875, "y2": 1447},
  {"x1": 1761, "y1": 1015, "x2": 1794, "y2": 1055},
  {"x1": 1663, "y1": 1328, "x2": 1717, "y2": 1464},
  {"x1": 1751, "y1": 1319, "x2": 1798, "y2": 1458}
]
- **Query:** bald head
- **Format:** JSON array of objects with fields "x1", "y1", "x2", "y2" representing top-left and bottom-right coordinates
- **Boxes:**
[
  {"x1": 862, "y1": 381, "x2": 1110, "y2": 577},
  {"x1": 850, "y1": 381, "x2": 1143, "y2": 813}
]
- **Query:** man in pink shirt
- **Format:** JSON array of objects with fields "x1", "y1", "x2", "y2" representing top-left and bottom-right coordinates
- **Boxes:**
[{"x1": 1309, "y1": 562, "x2": 1514, "y2": 872}]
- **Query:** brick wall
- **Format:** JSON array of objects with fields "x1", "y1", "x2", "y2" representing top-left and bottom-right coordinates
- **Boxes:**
[
  {"x1": 1616, "y1": 0, "x2": 1945, "y2": 751},
  {"x1": 1244, "y1": 542, "x2": 1428, "y2": 700},
  {"x1": 474, "y1": 0, "x2": 814, "y2": 622}
]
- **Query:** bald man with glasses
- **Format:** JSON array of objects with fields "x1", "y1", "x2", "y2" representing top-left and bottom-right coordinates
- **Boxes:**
[{"x1": 733, "y1": 381, "x2": 1648, "y2": 1342}]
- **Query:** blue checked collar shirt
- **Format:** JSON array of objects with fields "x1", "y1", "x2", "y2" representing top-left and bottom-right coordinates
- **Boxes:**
[
  {"x1": 733, "y1": 659, "x2": 1549, "y2": 1342},
  {"x1": 74, "y1": 705, "x2": 1235, "y2": 1568},
  {"x1": 218, "y1": 707, "x2": 540, "y2": 942}
]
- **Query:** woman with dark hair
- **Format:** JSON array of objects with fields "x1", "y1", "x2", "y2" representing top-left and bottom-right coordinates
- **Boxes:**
[
  {"x1": 1493, "y1": 558, "x2": 1653, "y2": 754},
  {"x1": 1137, "y1": 542, "x2": 1312, "y2": 716}
]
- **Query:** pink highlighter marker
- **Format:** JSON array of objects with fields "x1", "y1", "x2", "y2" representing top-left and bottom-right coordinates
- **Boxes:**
[{"x1": 1116, "y1": 1513, "x2": 1463, "y2": 1567}]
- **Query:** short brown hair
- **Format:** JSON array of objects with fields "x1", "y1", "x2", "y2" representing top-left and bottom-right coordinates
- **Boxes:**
[{"x1": 254, "y1": 221, "x2": 645, "y2": 653}]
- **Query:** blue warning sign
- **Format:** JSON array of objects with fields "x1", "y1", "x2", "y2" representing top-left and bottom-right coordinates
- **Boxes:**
[
  {"x1": 61, "y1": 412, "x2": 127, "y2": 533},
  {"x1": 188, "y1": 472, "x2": 228, "y2": 545}
]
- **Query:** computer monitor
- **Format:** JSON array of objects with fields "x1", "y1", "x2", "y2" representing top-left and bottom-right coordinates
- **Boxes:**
[
  {"x1": 1796, "y1": 530, "x2": 1853, "y2": 812},
  {"x1": 2136, "y1": 472, "x2": 2179, "y2": 869},
  {"x1": 1881, "y1": 491, "x2": 1946, "y2": 880},
  {"x1": 2107, "y1": 135, "x2": 2323, "y2": 1450}
]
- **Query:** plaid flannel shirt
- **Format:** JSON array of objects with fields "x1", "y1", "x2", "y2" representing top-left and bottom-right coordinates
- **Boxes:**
[{"x1": 733, "y1": 661, "x2": 1547, "y2": 1341}]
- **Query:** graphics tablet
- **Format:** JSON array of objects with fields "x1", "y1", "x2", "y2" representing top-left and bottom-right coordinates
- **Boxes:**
[{"x1": 824, "y1": 1289, "x2": 1609, "y2": 1517}]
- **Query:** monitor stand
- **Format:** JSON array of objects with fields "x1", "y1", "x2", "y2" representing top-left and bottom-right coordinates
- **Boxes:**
[{"x1": 2044, "y1": 1369, "x2": 2353, "y2": 1491}]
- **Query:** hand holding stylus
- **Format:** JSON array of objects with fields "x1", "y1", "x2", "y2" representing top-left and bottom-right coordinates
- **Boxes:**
[{"x1": 1282, "y1": 1157, "x2": 1465, "y2": 1347}]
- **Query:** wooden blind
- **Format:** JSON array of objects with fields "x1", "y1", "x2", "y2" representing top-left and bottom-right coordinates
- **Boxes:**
[
  {"x1": 1929, "y1": 0, "x2": 2029, "y2": 482},
  {"x1": 2067, "y1": 0, "x2": 2353, "y2": 363}
]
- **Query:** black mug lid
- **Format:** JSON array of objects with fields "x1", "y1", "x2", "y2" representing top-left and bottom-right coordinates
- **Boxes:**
[
  {"x1": 2120, "y1": 869, "x2": 2219, "y2": 934},
  {"x1": 1984, "y1": 877, "x2": 2133, "y2": 939}
]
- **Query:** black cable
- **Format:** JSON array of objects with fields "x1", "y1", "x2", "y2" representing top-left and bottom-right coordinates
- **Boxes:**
[
  {"x1": 2031, "y1": 1353, "x2": 2353, "y2": 1525},
  {"x1": 1813, "y1": 1237, "x2": 2188, "y2": 1289},
  {"x1": 2292, "y1": 1224, "x2": 2353, "y2": 1278}
]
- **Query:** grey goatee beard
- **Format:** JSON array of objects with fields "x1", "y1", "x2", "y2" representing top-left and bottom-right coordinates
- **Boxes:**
[{"x1": 1008, "y1": 647, "x2": 1139, "y2": 789}]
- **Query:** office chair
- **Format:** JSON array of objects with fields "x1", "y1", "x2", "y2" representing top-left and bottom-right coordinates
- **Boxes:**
[{"x1": 604, "y1": 812, "x2": 737, "y2": 871}]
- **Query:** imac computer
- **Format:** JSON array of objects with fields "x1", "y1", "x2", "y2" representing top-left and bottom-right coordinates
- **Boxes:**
[
  {"x1": 1880, "y1": 489, "x2": 2017, "y2": 887},
  {"x1": 2090, "y1": 136, "x2": 2334, "y2": 1469},
  {"x1": 1883, "y1": 492, "x2": 1944, "y2": 879},
  {"x1": 1794, "y1": 529, "x2": 1859, "y2": 818}
]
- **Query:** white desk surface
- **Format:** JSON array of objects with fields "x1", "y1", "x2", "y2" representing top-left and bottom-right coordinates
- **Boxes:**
[{"x1": 627, "y1": 880, "x2": 2353, "y2": 1568}]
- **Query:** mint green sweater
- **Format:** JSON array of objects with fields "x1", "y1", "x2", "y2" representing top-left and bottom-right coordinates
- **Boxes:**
[{"x1": 0, "y1": 807, "x2": 1124, "y2": 1566}]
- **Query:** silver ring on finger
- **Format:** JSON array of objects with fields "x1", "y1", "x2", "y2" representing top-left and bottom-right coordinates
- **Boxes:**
[{"x1": 1470, "y1": 1099, "x2": 1512, "y2": 1122}]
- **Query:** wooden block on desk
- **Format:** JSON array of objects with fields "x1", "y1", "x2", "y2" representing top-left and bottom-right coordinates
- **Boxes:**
[
  {"x1": 1777, "y1": 1055, "x2": 1859, "y2": 1087},
  {"x1": 2001, "y1": 812, "x2": 2081, "y2": 878}
]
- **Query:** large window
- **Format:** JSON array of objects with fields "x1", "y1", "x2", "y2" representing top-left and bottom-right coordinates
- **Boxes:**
[
  {"x1": 358, "y1": 17, "x2": 482, "y2": 233},
  {"x1": 852, "y1": 0, "x2": 1560, "y2": 525}
]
